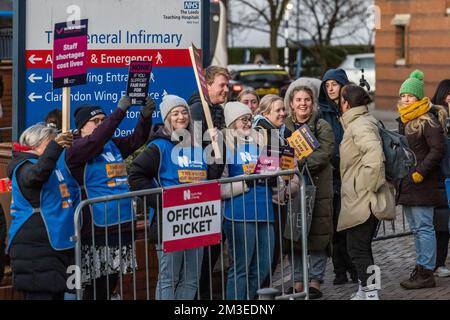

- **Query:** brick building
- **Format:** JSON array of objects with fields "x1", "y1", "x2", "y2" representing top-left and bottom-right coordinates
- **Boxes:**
[{"x1": 375, "y1": 0, "x2": 450, "y2": 110}]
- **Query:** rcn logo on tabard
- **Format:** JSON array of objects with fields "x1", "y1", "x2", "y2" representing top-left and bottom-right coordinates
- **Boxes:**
[
  {"x1": 184, "y1": 1, "x2": 200, "y2": 10},
  {"x1": 183, "y1": 189, "x2": 191, "y2": 201}
]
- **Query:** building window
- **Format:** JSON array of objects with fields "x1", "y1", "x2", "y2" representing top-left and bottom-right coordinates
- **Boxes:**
[
  {"x1": 395, "y1": 25, "x2": 406, "y2": 64},
  {"x1": 391, "y1": 14, "x2": 410, "y2": 66}
]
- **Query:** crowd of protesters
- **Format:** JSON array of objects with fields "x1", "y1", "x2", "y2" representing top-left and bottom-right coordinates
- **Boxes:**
[{"x1": 2, "y1": 63, "x2": 450, "y2": 301}]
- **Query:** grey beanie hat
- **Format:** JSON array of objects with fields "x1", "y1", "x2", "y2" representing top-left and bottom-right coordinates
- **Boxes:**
[
  {"x1": 284, "y1": 77, "x2": 322, "y2": 113},
  {"x1": 224, "y1": 101, "x2": 252, "y2": 127},
  {"x1": 160, "y1": 94, "x2": 189, "y2": 120}
]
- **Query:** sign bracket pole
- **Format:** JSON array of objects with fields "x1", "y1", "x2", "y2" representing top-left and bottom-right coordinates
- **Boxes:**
[{"x1": 62, "y1": 86, "x2": 70, "y2": 132}]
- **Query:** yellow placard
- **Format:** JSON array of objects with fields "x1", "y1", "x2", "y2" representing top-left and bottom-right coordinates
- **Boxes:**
[
  {"x1": 287, "y1": 130, "x2": 314, "y2": 160},
  {"x1": 178, "y1": 170, "x2": 207, "y2": 183},
  {"x1": 106, "y1": 163, "x2": 127, "y2": 178}
]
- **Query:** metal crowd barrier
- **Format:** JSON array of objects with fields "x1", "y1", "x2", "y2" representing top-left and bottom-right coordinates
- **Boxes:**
[
  {"x1": 72, "y1": 169, "x2": 310, "y2": 300},
  {"x1": 373, "y1": 206, "x2": 412, "y2": 241}
]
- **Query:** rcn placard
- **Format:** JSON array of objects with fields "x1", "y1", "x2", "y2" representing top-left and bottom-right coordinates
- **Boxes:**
[
  {"x1": 24, "y1": 0, "x2": 203, "y2": 135},
  {"x1": 162, "y1": 182, "x2": 221, "y2": 253},
  {"x1": 52, "y1": 19, "x2": 88, "y2": 89}
]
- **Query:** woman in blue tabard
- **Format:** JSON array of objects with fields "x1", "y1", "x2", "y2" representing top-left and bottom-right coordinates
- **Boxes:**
[
  {"x1": 221, "y1": 101, "x2": 277, "y2": 300},
  {"x1": 129, "y1": 94, "x2": 223, "y2": 300},
  {"x1": 7, "y1": 124, "x2": 76, "y2": 300},
  {"x1": 65, "y1": 95, "x2": 155, "y2": 300}
]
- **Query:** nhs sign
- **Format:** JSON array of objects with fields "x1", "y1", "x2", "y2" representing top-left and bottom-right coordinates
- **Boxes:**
[{"x1": 184, "y1": 1, "x2": 200, "y2": 10}]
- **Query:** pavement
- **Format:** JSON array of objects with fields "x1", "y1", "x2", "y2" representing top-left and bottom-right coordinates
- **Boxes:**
[{"x1": 272, "y1": 207, "x2": 450, "y2": 300}]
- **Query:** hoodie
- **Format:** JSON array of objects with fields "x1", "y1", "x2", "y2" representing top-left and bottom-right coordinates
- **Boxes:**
[{"x1": 318, "y1": 68, "x2": 350, "y2": 190}]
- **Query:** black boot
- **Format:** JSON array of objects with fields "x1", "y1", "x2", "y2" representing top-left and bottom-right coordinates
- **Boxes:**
[
  {"x1": 349, "y1": 270, "x2": 358, "y2": 283},
  {"x1": 333, "y1": 273, "x2": 348, "y2": 285}
]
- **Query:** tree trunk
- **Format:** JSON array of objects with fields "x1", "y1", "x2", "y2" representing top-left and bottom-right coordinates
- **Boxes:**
[{"x1": 270, "y1": 27, "x2": 278, "y2": 64}]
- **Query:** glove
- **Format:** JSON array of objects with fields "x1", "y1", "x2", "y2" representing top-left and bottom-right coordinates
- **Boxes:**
[
  {"x1": 141, "y1": 96, "x2": 156, "y2": 118},
  {"x1": 54, "y1": 131, "x2": 73, "y2": 148},
  {"x1": 118, "y1": 95, "x2": 132, "y2": 111},
  {"x1": 411, "y1": 171, "x2": 424, "y2": 184}
]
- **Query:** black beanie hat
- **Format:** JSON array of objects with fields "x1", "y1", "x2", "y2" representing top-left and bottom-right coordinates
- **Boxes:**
[{"x1": 74, "y1": 105, "x2": 106, "y2": 130}]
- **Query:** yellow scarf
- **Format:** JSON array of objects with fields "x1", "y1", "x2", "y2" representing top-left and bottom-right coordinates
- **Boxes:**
[{"x1": 397, "y1": 97, "x2": 430, "y2": 124}]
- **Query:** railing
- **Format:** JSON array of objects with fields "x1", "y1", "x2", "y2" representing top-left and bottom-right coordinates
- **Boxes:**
[
  {"x1": 72, "y1": 169, "x2": 310, "y2": 300},
  {"x1": 0, "y1": 28, "x2": 12, "y2": 60}
]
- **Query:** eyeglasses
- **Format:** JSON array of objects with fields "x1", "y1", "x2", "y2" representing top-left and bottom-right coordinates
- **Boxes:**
[
  {"x1": 89, "y1": 117, "x2": 105, "y2": 125},
  {"x1": 237, "y1": 116, "x2": 253, "y2": 124}
]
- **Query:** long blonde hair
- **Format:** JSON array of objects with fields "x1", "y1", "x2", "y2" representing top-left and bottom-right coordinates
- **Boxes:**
[{"x1": 405, "y1": 104, "x2": 447, "y2": 136}]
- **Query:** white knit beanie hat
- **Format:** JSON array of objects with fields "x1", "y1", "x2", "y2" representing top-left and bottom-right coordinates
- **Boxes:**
[
  {"x1": 224, "y1": 102, "x2": 252, "y2": 127},
  {"x1": 160, "y1": 95, "x2": 189, "y2": 120}
]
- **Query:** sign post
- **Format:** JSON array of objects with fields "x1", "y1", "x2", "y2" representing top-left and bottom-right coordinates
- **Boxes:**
[
  {"x1": 162, "y1": 182, "x2": 222, "y2": 253},
  {"x1": 52, "y1": 19, "x2": 88, "y2": 132},
  {"x1": 189, "y1": 43, "x2": 221, "y2": 159}
]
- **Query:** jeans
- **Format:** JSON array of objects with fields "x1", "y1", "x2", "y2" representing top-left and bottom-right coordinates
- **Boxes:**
[
  {"x1": 346, "y1": 214, "x2": 379, "y2": 287},
  {"x1": 223, "y1": 219, "x2": 274, "y2": 300},
  {"x1": 404, "y1": 206, "x2": 436, "y2": 271},
  {"x1": 292, "y1": 250, "x2": 328, "y2": 283},
  {"x1": 155, "y1": 245, "x2": 203, "y2": 300}
]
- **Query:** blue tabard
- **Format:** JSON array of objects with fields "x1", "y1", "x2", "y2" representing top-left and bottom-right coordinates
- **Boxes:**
[
  {"x1": 223, "y1": 142, "x2": 274, "y2": 222},
  {"x1": 8, "y1": 151, "x2": 79, "y2": 251},
  {"x1": 83, "y1": 140, "x2": 132, "y2": 227},
  {"x1": 149, "y1": 138, "x2": 208, "y2": 187}
]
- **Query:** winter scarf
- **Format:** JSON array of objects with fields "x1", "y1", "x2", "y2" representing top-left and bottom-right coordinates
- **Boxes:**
[{"x1": 398, "y1": 97, "x2": 431, "y2": 124}]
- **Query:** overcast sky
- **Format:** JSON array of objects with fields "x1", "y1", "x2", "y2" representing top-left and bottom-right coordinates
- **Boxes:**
[{"x1": 227, "y1": 0, "x2": 374, "y2": 48}]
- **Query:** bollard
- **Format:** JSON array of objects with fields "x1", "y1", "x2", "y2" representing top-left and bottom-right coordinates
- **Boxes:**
[{"x1": 257, "y1": 288, "x2": 279, "y2": 300}]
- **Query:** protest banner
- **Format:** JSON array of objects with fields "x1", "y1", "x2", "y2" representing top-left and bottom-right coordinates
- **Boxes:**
[
  {"x1": 126, "y1": 61, "x2": 152, "y2": 105},
  {"x1": 162, "y1": 182, "x2": 221, "y2": 253},
  {"x1": 52, "y1": 19, "x2": 88, "y2": 131},
  {"x1": 254, "y1": 146, "x2": 280, "y2": 175},
  {"x1": 287, "y1": 124, "x2": 320, "y2": 160},
  {"x1": 189, "y1": 43, "x2": 221, "y2": 159}
]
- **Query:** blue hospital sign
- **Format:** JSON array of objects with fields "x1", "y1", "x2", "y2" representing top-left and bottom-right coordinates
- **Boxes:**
[{"x1": 23, "y1": 0, "x2": 204, "y2": 135}]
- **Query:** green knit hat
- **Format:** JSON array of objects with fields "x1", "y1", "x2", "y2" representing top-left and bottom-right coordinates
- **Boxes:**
[{"x1": 399, "y1": 70, "x2": 425, "y2": 100}]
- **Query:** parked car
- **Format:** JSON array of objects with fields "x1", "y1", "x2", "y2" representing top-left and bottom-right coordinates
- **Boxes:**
[
  {"x1": 227, "y1": 64, "x2": 291, "y2": 100},
  {"x1": 338, "y1": 53, "x2": 375, "y2": 93}
]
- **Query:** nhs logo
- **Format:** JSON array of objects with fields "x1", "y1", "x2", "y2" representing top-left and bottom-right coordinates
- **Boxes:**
[
  {"x1": 184, "y1": 1, "x2": 200, "y2": 10},
  {"x1": 178, "y1": 155, "x2": 190, "y2": 168}
]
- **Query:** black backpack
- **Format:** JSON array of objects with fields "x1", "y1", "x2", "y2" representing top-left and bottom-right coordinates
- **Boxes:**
[{"x1": 377, "y1": 121, "x2": 416, "y2": 182}]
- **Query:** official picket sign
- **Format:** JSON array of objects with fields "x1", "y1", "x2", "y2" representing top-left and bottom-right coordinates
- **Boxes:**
[
  {"x1": 16, "y1": 0, "x2": 207, "y2": 138},
  {"x1": 162, "y1": 182, "x2": 221, "y2": 253},
  {"x1": 52, "y1": 19, "x2": 88, "y2": 89}
]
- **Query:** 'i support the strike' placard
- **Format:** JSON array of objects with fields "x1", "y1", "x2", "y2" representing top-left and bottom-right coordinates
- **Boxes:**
[
  {"x1": 162, "y1": 182, "x2": 221, "y2": 253},
  {"x1": 126, "y1": 61, "x2": 152, "y2": 105},
  {"x1": 52, "y1": 19, "x2": 88, "y2": 89}
]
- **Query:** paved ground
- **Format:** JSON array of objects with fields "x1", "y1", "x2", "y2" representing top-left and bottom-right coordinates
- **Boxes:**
[{"x1": 272, "y1": 207, "x2": 450, "y2": 300}]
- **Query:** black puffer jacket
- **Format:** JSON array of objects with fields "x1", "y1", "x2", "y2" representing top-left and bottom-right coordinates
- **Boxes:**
[{"x1": 7, "y1": 141, "x2": 73, "y2": 294}]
